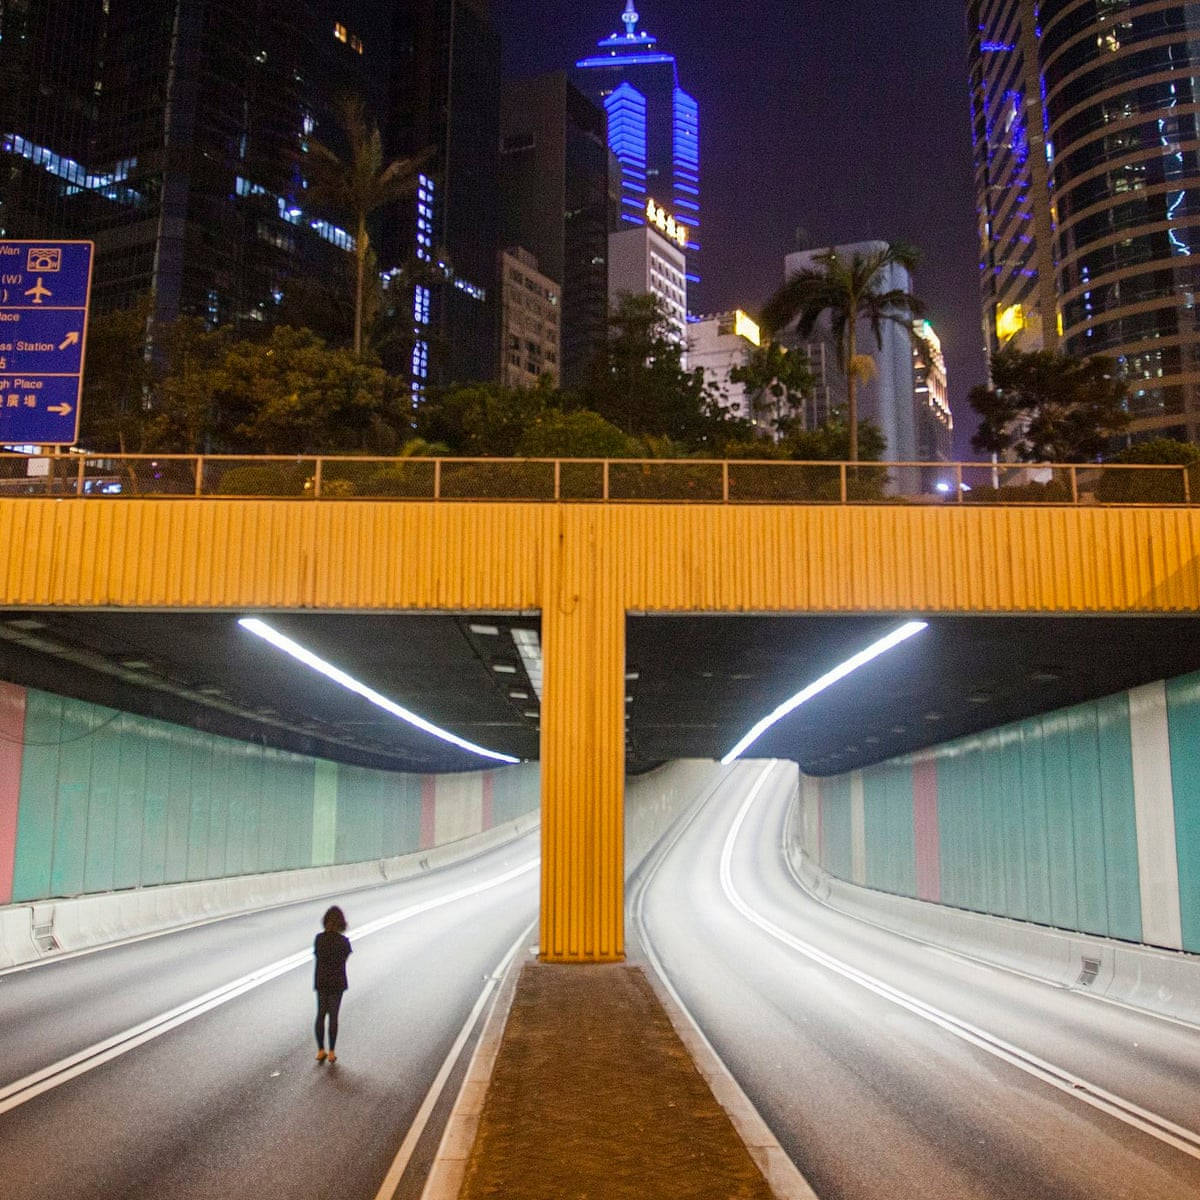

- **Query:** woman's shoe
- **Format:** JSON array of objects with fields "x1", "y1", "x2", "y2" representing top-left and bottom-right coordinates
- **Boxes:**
[
  {"x1": 316, "y1": 1049, "x2": 327, "y2": 1062},
  {"x1": 327, "y1": 1051, "x2": 337, "y2": 1064}
]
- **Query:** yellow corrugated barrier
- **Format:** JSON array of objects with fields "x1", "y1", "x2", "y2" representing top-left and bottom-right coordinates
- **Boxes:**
[{"x1": 3, "y1": 497, "x2": 1200, "y2": 961}]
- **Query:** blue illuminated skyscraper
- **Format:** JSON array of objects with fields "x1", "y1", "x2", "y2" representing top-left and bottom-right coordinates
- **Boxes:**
[{"x1": 574, "y1": 1, "x2": 701, "y2": 302}]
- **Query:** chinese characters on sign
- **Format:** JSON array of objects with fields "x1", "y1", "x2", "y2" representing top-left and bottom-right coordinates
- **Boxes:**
[
  {"x1": 0, "y1": 240, "x2": 93, "y2": 445},
  {"x1": 645, "y1": 199, "x2": 690, "y2": 250}
]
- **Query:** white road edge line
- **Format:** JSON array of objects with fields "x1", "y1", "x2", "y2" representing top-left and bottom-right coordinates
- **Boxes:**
[
  {"x1": 0, "y1": 860, "x2": 538, "y2": 1116},
  {"x1": 372, "y1": 920, "x2": 535, "y2": 1200},
  {"x1": 723, "y1": 764, "x2": 1200, "y2": 1162},
  {"x1": 777, "y1": 807, "x2": 1200, "y2": 1037},
  {"x1": 633, "y1": 762, "x2": 821, "y2": 1200},
  {"x1": 0, "y1": 827, "x2": 542, "y2": 979}
]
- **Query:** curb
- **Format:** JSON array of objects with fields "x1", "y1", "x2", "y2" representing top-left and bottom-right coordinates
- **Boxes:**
[
  {"x1": 638, "y1": 958, "x2": 820, "y2": 1200},
  {"x1": 418, "y1": 946, "x2": 528, "y2": 1199}
]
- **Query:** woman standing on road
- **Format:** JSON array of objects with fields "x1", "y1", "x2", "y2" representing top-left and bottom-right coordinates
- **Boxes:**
[{"x1": 314, "y1": 905, "x2": 352, "y2": 1063}]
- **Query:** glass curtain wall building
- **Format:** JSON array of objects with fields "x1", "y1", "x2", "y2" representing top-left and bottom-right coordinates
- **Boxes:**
[
  {"x1": 0, "y1": 0, "x2": 501, "y2": 397},
  {"x1": 573, "y1": 1, "x2": 702, "y2": 304},
  {"x1": 969, "y1": 0, "x2": 1200, "y2": 440}
]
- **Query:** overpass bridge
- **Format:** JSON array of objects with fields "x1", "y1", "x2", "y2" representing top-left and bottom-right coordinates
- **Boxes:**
[{"x1": 2, "y1": 453, "x2": 1199, "y2": 964}]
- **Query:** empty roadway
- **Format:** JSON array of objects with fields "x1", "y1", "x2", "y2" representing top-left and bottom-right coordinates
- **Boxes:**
[{"x1": 0, "y1": 833, "x2": 538, "y2": 1200}]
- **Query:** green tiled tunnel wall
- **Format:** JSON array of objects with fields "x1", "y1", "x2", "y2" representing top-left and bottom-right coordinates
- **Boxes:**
[
  {"x1": 805, "y1": 674, "x2": 1199, "y2": 954},
  {"x1": 0, "y1": 683, "x2": 540, "y2": 905}
]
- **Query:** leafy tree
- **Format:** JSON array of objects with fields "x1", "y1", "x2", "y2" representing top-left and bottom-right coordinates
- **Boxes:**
[
  {"x1": 760, "y1": 243, "x2": 925, "y2": 461},
  {"x1": 968, "y1": 346, "x2": 1130, "y2": 462},
  {"x1": 1106, "y1": 437, "x2": 1200, "y2": 466},
  {"x1": 782, "y1": 415, "x2": 886, "y2": 462},
  {"x1": 728, "y1": 341, "x2": 814, "y2": 438},
  {"x1": 517, "y1": 409, "x2": 637, "y2": 458},
  {"x1": 585, "y1": 293, "x2": 737, "y2": 449},
  {"x1": 152, "y1": 319, "x2": 232, "y2": 453},
  {"x1": 222, "y1": 328, "x2": 390, "y2": 454},
  {"x1": 306, "y1": 96, "x2": 430, "y2": 356},
  {"x1": 79, "y1": 299, "x2": 162, "y2": 452},
  {"x1": 415, "y1": 380, "x2": 561, "y2": 456}
]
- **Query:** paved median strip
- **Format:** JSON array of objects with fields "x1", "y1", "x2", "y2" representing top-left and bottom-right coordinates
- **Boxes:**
[
  {"x1": 722, "y1": 765, "x2": 1200, "y2": 1163},
  {"x1": 0, "y1": 859, "x2": 538, "y2": 1116}
]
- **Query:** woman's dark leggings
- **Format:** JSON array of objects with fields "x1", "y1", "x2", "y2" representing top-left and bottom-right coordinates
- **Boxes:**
[{"x1": 315, "y1": 990, "x2": 344, "y2": 1051}]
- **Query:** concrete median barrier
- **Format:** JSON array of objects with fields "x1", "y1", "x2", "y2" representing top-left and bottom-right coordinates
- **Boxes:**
[{"x1": 0, "y1": 812, "x2": 538, "y2": 971}]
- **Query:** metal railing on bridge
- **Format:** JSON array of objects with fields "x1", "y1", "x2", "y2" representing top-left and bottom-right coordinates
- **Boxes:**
[{"x1": 0, "y1": 453, "x2": 1195, "y2": 506}]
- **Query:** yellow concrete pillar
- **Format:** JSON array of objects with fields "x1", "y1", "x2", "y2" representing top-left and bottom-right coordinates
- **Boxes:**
[{"x1": 539, "y1": 508, "x2": 626, "y2": 962}]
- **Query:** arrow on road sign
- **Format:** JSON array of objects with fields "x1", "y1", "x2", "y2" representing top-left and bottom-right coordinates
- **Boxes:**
[
  {"x1": 58, "y1": 332, "x2": 80, "y2": 351},
  {"x1": 47, "y1": 403, "x2": 73, "y2": 416}
]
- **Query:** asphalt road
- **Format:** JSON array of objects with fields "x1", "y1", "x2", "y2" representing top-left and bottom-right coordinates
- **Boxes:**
[
  {"x1": 635, "y1": 760, "x2": 1200, "y2": 1200},
  {"x1": 0, "y1": 833, "x2": 538, "y2": 1200}
]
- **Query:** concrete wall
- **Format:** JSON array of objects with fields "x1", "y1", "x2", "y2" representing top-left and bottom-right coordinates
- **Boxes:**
[
  {"x1": 795, "y1": 670, "x2": 1200, "y2": 954},
  {"x1": 0, "y1": 682, "x2": 540, "y2": 907},
  {"x1": 625, "y1": 760, "x2": 734, "y2": 876}
]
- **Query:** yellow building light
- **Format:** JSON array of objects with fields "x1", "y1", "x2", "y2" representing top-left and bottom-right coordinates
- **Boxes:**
[
  {"x1": 996, "y1": 303, "x2": 1026, "y2": 342},
  {"x1": 734, "y1": 310, "x2": 761, "y2": 346},
  {"x1": 646, "y1": 198, "x2": 690, "y2": 249}
]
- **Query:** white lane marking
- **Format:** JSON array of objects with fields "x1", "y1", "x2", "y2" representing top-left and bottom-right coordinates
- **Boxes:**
[
  {"x1": 722, "y1": 765, "x2": 1200, "y2": 1163},
  {"x1": 779, "y1": 831, "x2": 1200, "y2": 1037},
  {"x1": 0, "y1": 860, "x2": 538, "y2": 1116},
  {"x1": 372, "y1": 920, "x2": 535, "y2": 1200},
  {"x1": 0, "y1": 831, "x2": 543, "y2": 979},
  {"x1": 632, "y1": 762, "x2": 822, "y2": 1200}
]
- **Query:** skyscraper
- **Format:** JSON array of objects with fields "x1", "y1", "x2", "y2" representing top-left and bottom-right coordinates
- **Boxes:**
[
  {"x1": 969, "y1": 1, "x2": 1200, "y2": 442},
  {"x1": 0, "y1": 0, "x2": 502, "y2": 394},
  {"x1": 783, "y1": 243, "x2": 934, "y2": 464},
  {"x1": 573, "y1": 1, "x2": 701, "y2": 303},
  {"x1": 499, "y1": 73, "x2": 611, "y2": 390}
]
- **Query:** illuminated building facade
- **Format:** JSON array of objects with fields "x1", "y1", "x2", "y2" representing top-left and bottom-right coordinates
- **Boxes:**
[
  {"x1": 913, "y1": 320, "x2": 954, "y2": 461},
  {"x1": 783, "y1": 243, "x2": 927, "y2": 463},
  {"x1": 969, "y1": 0, "x2": 1200, "y2": 440},
  {"x1": 0, "y1": 0, "x2": 501, "y2": 394},
  {"x1": 392, "y1": 0, "x2": 501, "y2": 392},
  {"x1": 499, "y1": 248, "x2": 561, "y2": 389},
  {"x1": 499, "y1": 73, "x2": 611, "y2": 390},
  {"x1": 574, "y1": 1, "x2": 702, "y2": 303},
  {"x1": 609, "y1": 222, "x2": 688, "y2": 350},
  {"x1": 688, "y1": 310, "x2": 765, "y2": 427}
]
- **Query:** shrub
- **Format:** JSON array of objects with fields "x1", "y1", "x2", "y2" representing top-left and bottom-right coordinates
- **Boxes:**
[
  {"x1": 213, "y1": 464, "x2": 310, "y2": 497},
  {"x1": 1096, "y1": 439, "x2": 1197, "y2": 503}
]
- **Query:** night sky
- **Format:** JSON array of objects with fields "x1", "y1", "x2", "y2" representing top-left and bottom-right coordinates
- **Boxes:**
[{"x1": 494, "y1": 0, "x2": 986, "y2": 454}]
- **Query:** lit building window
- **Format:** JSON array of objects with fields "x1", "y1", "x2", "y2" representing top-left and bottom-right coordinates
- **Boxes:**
[{"x1": 333, "y1": 23, "x2": 363, "y2": 53}]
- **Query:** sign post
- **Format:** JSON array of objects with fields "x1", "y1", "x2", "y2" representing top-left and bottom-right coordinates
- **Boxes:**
[{"x1": 0, "y1": 240, "x2": 94, "y2": 446}]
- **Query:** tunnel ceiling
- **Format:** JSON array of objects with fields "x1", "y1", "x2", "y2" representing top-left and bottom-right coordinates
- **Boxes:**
[{"x1": 2, "y1": 611, "x2": 1199, "y2": 776}]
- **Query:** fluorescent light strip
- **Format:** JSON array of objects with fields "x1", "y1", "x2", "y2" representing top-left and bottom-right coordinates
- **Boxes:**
[
  {"x1": 238, "y1": 618, "x2": 520, "y2": 765},
  {"x1": 720, "y1": 622, "x2": 929, "y2": 765}
]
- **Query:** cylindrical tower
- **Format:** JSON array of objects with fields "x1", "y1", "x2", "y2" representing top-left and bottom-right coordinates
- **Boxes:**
[
  {"x1": 1043, "y1": 0, "x2": 1200, "y2": 439},
  {"x1": 969, "y1": 1, "x2": 1200, "y2": 440}
]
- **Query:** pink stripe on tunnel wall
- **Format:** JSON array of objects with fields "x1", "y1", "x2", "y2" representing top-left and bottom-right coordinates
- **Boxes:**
[
  {"x1": 816, "y1": 777, "x2": 826, "y2": 867},
  {"x1": 420, "y1": 777, "x2": 437, "y2": 850},
  {"x1": 913, "y1": 757, "x2": 941, "y2": 902},
  {"x1": 0, "y1": 683, "x2": 28, "y2": 904},
  {"x1": 482, "y1": 773, "x2": 494, "y2": 829}
]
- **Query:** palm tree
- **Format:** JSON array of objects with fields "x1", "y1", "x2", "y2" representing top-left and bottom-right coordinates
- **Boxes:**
[
  {"x1": 307, "y1": 97, "x2": 430, "y2": 357},
  {"x1": 760, "y1": 243, "x2": 926, "y2": 462}
]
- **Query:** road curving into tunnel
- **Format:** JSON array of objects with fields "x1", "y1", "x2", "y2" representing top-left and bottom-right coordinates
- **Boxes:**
[{"x1": 634, "y1": 760, "x2": 1200, "y2": 1200}]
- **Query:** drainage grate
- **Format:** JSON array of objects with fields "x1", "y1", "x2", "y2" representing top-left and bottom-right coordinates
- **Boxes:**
[{"x1": 1076, "y1": 957, "x2": 1101, "y2": 987}]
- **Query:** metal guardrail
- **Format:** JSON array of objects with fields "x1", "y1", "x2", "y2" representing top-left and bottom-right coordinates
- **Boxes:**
[{"x1": 0, "y1": 453, "x2": 1194, "y2": 505}]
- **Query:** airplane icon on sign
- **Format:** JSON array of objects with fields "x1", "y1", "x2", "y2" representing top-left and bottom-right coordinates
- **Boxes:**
[{"x1": 24, "y1": 278, "x2": 52, "y2": 304}]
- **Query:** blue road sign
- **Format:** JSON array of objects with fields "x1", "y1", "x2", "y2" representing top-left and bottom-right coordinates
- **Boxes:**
[{"x1": 0, "y1": 240, "x2": 94, "y2": 445}]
